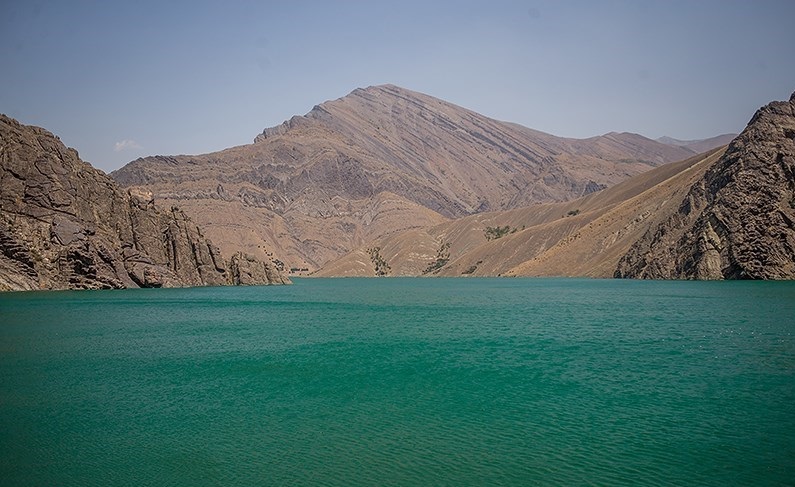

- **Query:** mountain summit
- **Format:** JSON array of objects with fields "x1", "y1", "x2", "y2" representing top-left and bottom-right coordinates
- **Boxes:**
[
  {"x1": 251, "y1": 84, "x2": 701, "y2": 213},
  {"x1": 112, "y1": 84, "x2": 705, "y2": 271},
  {"x1": 318, "y1": 91, "x2": 794, "y2": 280}
]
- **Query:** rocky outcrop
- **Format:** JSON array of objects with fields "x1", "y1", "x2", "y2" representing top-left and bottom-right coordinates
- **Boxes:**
[
  {"x1": 228, "y1": 251, "x2": 290, "y2": 285},
  {"x1": 615, "y1": 92, "x2": 795, "y2": 279},
  {"x1": 0, "y1": 114, "x2": 290, "y2": 291}
]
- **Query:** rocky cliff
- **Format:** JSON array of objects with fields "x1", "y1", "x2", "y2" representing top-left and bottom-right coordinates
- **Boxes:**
[
  {"x1": 0, "y1": 115, "x2": 289, "y2": 291},
  {"x1": 615, "y1": 92, "x2": 795, "y2": 279}
]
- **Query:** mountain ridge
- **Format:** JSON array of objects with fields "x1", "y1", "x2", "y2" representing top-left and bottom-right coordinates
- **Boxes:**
[
  {"x1": 656, "y1": 133, "x2": 738, "y2": 154},
  {"x1": 112, "y1": 84, "x2": 711, "y2": 271},
  {"x1": 318, "y1": 91, "x2": 795, "y2": 280}
]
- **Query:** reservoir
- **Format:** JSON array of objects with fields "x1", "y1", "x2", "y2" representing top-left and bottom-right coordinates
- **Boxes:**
[{"x1": 1, "y1": 278, "x2": 793, "y2": 486}]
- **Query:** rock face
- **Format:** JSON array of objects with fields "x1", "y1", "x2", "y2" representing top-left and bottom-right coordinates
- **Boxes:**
[
  {"x1": 615, "y1": 92, "x2": 795, "y2": 279},
  {"x1": 0, "y1": 115, "x2": 290, "y2": 291},
  {"x1": 228, "y1": 252, "x2": 290, "y2": 285},
  {"x1": 111, "y1": 84, "x2": 697, "y2": 271}
]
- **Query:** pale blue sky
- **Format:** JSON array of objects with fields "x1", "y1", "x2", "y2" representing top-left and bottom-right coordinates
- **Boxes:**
[{"x1": 2, "y1": 0, "x2": 793, "y2": 172}]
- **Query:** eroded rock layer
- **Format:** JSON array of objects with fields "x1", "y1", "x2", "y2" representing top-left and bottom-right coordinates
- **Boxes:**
[
  {"x1": 112, "y1": 84, "x2": 702, "y2": 270},
  {"x1": 616, "y1": 92, "x2": 795, "y2": 279},
  {"x1": 0, "y1": 115, "x2": 289, "y2": 291}
]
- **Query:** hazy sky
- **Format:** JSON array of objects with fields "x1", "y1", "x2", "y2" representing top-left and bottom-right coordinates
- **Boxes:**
[{"x1": 2, "y1": 0, "x2": 794, "y2": 172}]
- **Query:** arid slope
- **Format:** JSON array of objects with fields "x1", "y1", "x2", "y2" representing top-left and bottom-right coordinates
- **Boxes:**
[
  {"x1": 320, "y1": 92, "x2": 795, "y2": 280},
  {"x1": 317, "y1": 148, "x2": 726, "y2": 277},
  {"x1": 112, "y1": 84, "x2": 697, "y2": 272}
]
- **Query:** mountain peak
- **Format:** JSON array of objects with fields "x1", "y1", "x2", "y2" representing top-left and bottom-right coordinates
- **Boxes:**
[
  {"x1": 323, "y1": 84, "x2": 421, "y2": 107},
  {"x1": 255, "y1": 84, "x2": 443, "y2": 143},
  {"x1": 333, "y1": 84, "x2": 416, "y2": 105},
  {"x1": 353, "y1": 83, "x2": 414, "y2": 95},
  {"x1": 118, "y1": 85, "x2": 699, "y2": 272},
  {"x1": 342, "y1": 84, "x2": 436, "y2": 107}
]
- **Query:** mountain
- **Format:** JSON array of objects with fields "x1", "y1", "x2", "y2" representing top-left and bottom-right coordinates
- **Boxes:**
[
  {"x1": 319, "y1": 91, "x2": 795, "y2": 280},
  {"x1": 0, "y1": 115, "x2": 289, "y2": 291},
  {"x1": 112, "y1": 84, "x2": 696, "y2": 271},
  {"x1": 316, "y1": 147, "x2": 727, "y2": 277},
  {"x1": 617, "y1": 92, "x2": 795, "y2": 279},
  {"x1": 656, "y1": 134, "x2": 738, "y2": 154}
]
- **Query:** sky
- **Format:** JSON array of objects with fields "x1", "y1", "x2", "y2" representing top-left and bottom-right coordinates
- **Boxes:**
[{"x1": 2, "y1": 0, "x2": 794, "y2": 173}]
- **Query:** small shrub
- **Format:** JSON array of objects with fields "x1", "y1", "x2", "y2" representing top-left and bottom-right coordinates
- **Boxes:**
[
  {"x1": 484, "y1": 225, "x2": 512, "y2": 240},
  {"x1": 367, "y1": 247, "x2": 391, "y2": 276},
  {"x1": 461, "y1": 260, "x2": 483, "y2": 275},
  {"x1": 423, "y1": 242, "x2": 451, "y2": 274}
]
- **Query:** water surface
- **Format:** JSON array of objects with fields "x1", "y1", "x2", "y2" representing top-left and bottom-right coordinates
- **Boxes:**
[{"x1": 1, "y1": 278, "x2": 793, "y2": 486}]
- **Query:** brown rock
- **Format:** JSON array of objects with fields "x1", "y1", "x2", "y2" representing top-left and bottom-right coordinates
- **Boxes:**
[
  {"x1": 111, "y1": 84, "x2": 697, "y2": 271},
  {"x1": 615, "y1": 92, "x2": 795, "y2": 279},
  {"x1": 229, "y1": 252, "x2": 291, "y2": 285},
  {"x1": 0, "y1": 114, "x2": 290, "y2": 291}
]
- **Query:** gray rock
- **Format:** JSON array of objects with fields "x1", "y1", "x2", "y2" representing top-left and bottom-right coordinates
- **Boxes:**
[
  {"x1": 0, "y1": 114, "x2": 290, "y2": 291},
  {"x1": 615, "y1": 92, "x2": 795, "y2": 279}
]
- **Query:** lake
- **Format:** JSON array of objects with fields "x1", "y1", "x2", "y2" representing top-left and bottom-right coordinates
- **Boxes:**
[{"x1": 1, "y1": 278, "x2": 794, "y2": 486}]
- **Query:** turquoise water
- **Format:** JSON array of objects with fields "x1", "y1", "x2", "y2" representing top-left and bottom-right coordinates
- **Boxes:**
[{"x1": 1, "y1": 278, "x2": 794, "y2": 486}]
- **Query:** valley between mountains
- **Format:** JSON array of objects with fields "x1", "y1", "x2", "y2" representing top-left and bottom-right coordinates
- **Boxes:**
[
  {"x1": 112, "y1": 84, "x2": 738, "y2": 276},
  {"x1": 318, "y1": 89, "x2": 795, "y2": 279},
  {"x1": 4, "y1": 85, "x2": 793, "y2": 289}
]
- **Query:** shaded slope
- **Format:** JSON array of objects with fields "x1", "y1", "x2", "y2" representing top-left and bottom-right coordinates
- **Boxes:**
[
  {"x1": 0, "y1": 115, "x2": 289, "y2": 291},
  {"x1": 505, "y1": 149, "x2": 726, "y2": 277}
]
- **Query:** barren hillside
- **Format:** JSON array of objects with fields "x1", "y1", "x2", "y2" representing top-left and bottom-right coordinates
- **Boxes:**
[
  {"x1": 112, "y1": 85, "x2": 696, "y2": 271},
  {"x1": 319, "y1": 92, "x2": 795, "y2": 280},
  {"x1": 317, "y1": 148, "x2": 726, "y2": 277}
]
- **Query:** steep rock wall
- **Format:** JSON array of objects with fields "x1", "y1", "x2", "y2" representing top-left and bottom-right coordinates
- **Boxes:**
[{"x1": 0, "y1": 114, "x2": 289, "y2": 290}]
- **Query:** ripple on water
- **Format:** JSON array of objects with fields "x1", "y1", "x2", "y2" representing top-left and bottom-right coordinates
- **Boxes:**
[{"x1": 0, "y1": 278, "x2": 794, "y2": 486}]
